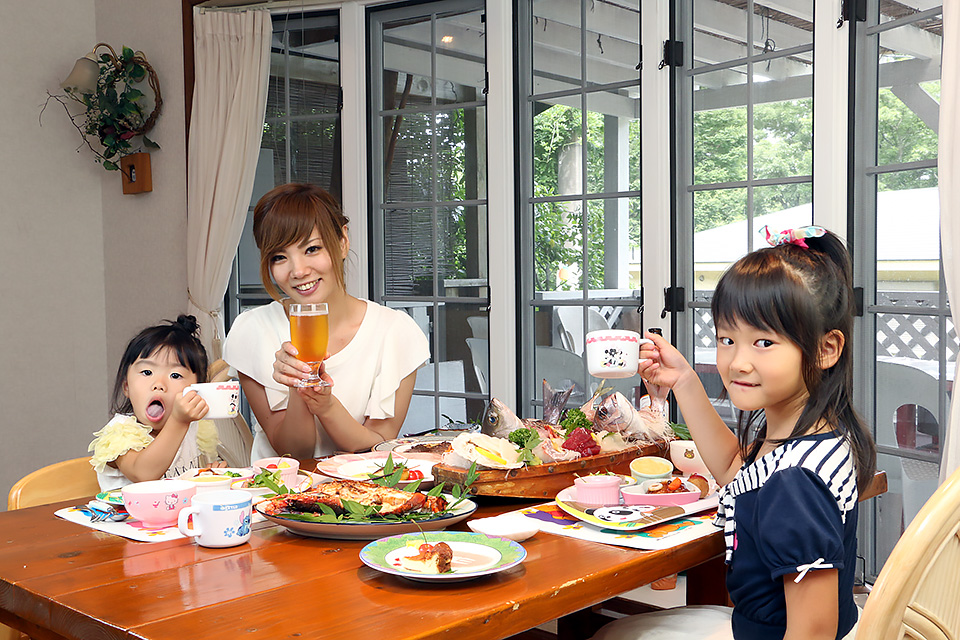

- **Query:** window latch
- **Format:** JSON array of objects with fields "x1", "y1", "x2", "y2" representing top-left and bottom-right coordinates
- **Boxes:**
[{"x1": 661, "y1": 286, "x2": 685, "y2": 319}]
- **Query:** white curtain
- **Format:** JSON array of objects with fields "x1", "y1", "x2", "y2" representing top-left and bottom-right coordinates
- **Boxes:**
[
  {"x1": 187, "y1": 8, "x2": 271, "y2": 359},
  {"x1": 939, "y1": 0, "x2": 959, "y2": 483}
]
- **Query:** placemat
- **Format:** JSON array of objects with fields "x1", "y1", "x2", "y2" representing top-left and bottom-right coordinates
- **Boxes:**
[
  {"x1": 55, "y1": 505, "x2": 269, "y2": 543},
  {"x1": 516, "y1": 502, "x2": 721, "y2": 551}
]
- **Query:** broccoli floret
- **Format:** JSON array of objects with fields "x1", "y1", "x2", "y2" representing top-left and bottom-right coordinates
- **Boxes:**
[
  {"x1": 560, "y1": 408, "x2": 592, "y2": 437},
  {"x1": 508, "y1": 427, "x2": 537, "y2": 447}
]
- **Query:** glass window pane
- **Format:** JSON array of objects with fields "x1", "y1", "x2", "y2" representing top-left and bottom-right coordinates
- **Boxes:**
[
  {"x1": 533, "y1": 101, "x2": 584, "y2": 197},
  {"x1": 383, "y1": 208, "x2": 433, "y2": 296},
  {"x1": 693, "y1": 1, "x2": 747, "y2": 67},
  {"x1": 260, "y1": 122, "x2": 288, "y2": 185},
  {"x1": 438, "y1": 205, "x2": 487, "y2": 299},
  {"x1": 286, "y1": 29, "x2": 340, "y2": 116},
  {"x1": 585, "y1": 197, "x2": 641, "y2": 294},
  {"x1": 687, "y1": 308, "x2": 737, "y2": 430},
  {"x1": 752, "y1": 182, "x2": 812, "y2": 225},
  {"x1": 436, "y1": 9, "x2": 486, "y2": 99},
  {"x1": 585, "y1": 91, "x2": 640, "y2": 195},
  {"x1": 534, "y1": 199, "x2": 583, "y2": 293},
  {"x1": 694, "y1": 67, "x2": 748, "y2": 185},
  {"x1": 877, "y1": 27, "x2": 941, "y2": 166},
  {"x1": 437, "y1": 107, "x2": 487, "y2": 202},
  {"x1": 382, "y1": 18, "x2": 433, "y2": 100},
  {"x1": 693, "y1": 187, "x2": 747, "y2": 293},
  {"x1": 877, "y1": 170, "x2": 940, "y2": 295},
  {"x1": 289, "y1": 118, "x2": 340, "y2": 192},
  {"x1": 584, "y1": 0, "x2": 639, "y2": 87},
  {"x1": 754, "y1": 2, "x2": 813, "y2": 50},
  {"x1": 532, "y1": 0, "x2": 581, "y2": 94},
  {"x1": 753, "y1": 95, "x2": 812, "y2": 181},
  {"x1": 383, "y1": 112, "x2": 432, "y2": 203}
]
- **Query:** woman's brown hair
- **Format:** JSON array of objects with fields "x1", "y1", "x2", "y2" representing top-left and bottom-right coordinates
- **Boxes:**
[{"x1": 252, "y1": 183, "x2": 350, "y2": 300}]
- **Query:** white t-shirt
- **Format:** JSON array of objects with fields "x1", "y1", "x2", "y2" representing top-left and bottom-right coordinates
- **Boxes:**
[{"x1": 222, "y1": 299, "x2": 430, "y2": 460}]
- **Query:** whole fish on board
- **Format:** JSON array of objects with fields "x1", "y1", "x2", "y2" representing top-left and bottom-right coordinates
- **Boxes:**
[{"x1": 583, "y1": 382, "x2": 674, "y2": 444}]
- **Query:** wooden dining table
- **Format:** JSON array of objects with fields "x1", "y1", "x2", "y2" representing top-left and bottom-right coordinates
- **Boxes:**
[{"x1": 0, "y1": 466, "x2": 886, "y2": 640}]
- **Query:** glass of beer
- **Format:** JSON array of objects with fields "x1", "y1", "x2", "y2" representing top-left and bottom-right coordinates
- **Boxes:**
[{"x1": 288, "y1": 303, "x2": 330, "y2": 388}]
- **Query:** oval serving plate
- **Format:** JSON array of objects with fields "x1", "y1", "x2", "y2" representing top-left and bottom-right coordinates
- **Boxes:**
[
  {"x1": 316, "y1": 452, "x2": 436, "y2": 484},
  {"x1": 555, "y1": 485, "x2": 719, "y2": 532},
  {"x1": 372, "y1": 431, "x2": 473, "y2": 457},
  {"x1": 255, "y1": 494, "x2": 477, "y2": 540},
  {"x1": 360, "y1": 531, "x2": 526, "y2": 582}
]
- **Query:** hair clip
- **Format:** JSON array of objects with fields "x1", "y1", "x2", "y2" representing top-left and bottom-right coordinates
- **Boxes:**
[{"x1": 760, "y1": 225, "x2": 826, "y2": 250}]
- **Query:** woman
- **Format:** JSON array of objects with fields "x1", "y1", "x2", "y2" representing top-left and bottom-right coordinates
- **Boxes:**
[{"x1": 222, "y1": 183, "x2": 430, "y2": 460}]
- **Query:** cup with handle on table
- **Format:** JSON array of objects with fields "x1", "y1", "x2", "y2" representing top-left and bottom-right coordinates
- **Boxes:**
[{"x1": 178, "y1": 490, "x2": 253, "y2": 547}]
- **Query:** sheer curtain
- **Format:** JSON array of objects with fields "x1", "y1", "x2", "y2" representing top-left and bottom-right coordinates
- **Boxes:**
[
  {"x1": 187, "y1": 8, "x2": 271, "y2": 358},
  {"x1": 939, "y1": 0, "x2": 959, "y2": 482}
]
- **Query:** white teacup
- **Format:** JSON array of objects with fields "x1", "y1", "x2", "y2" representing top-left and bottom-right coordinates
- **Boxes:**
[
  {"x1": 669, "y1": 439, "x2": 711, "y2": 477},
  {"x1": 177, "y1": 490, "x2": 252, "y2": 548},
  {"x1": 585, "y1": 330, "x2": 651, "y2": 379},
  {"x1": 184, "y1": 381, "x2": 240, "y2": 420}
]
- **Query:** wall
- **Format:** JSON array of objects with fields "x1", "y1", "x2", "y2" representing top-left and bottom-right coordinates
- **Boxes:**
[{"x1": 0, "y1": 0, "x2": 188, "y2": 506}]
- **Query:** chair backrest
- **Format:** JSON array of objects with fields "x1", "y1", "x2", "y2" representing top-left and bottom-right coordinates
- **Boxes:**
[
  {"x1": 556, "y1": 307, "x2": 609, "y2": 355},
  {"x1": 8, "y1": 457, "x2": 100, "y2": 510},
  {"x1": 534, "y1": 345, "x2": 587, "y2": 402},
  {"x1": 465, "y1": 338, "x2": 489, "y2": 395},
  {"x1": 208, "y1": 359, "x2": 254, "y2": 467},
  {"x1": 466, "y1": 315, "x2": 488, "y2": 339},
  {"x1": 875, "y1": 360, "x2": 941, "y2": 450},
  {"x1": 858, "y1": 464, "x2": 960, "y2": 639}
]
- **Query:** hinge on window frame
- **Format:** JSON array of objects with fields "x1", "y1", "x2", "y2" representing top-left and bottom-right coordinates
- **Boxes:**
[
  {"x1": 658, "y1": 40, "x2": 683, "y2": 70},
  {"x1": 337, "y1": 87, "x2": 343, "y2": 113},
  {"x1": 661, "y1": 286, "x2": 686, "y2": 319},
  {"x1": 838, "y1": 0, "x2": 866, "y2": 28},
  {"x1": 853, "y1": 287, "x2": 864, "y2": 317}
]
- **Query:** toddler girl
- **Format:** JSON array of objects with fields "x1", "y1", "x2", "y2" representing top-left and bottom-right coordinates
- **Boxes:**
[
  {"x1": 89, "y1": 315, "x2": 219, "y2": 491},
  {"x1": 595, "y1": 227, "x2": 876, "y2": 640}
]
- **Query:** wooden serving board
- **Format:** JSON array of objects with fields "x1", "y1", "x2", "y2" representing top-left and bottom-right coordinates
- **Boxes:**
[{"x1": 432, "y1": 442, "x2": 666, "y2": 499}]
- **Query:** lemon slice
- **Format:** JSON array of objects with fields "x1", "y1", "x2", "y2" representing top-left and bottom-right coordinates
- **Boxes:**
[{"x1": 474, "y1": 446, "x2": 507, "y2": 465}]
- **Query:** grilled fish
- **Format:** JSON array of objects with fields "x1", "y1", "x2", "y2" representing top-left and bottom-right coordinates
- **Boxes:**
[{"x1": 260, "y1": 480, "x2": 447, "y2": 517}]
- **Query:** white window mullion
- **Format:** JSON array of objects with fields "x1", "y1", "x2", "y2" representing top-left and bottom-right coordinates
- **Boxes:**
[
  {"x1": 486, "y1": 0, "x2": 517, "y2": 408},
  {"x1": 812, "y1": 0, "x2": 849, "y2": 233},
  {"x1": 640, "y1": 0, "x2": 673, "y2": 341},
  {"x1": 340, "y1": 1, "x2": 369, "y2": 299}
]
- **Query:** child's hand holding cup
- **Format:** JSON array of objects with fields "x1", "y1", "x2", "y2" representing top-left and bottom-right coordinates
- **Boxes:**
[
  {"x1": 183, "y1": 381, "x2": 241, "y2": 420},
  {"x1": 585, "y1": 330, "x2": 651, "y2": 378}
]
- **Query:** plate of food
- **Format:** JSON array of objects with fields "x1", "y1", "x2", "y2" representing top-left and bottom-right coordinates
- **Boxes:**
[
  {"x1": 178, "y1": 467, "x2": 255, "y2": 482},
  {"x1": 95, "y1": 489, "x2": 124, "y2": 505},
  {"x1": 232, "y1": 469, "x2": 324, "y2": 502},
  {"x1": 554, "y1": 478, "x2": 718, "y2": 532},
  {"x1": 373, "y1": 431, "x2": 474, "y2": 459},
  {"x1": 360, "y1": 531, "x2": 526, "y2": 582},
  {"x1": 255, "y1": 480, "x2": 477, "y2": 540},
  {"x1": 316, "y1": 452, "x2": 436, "y2": 484}
]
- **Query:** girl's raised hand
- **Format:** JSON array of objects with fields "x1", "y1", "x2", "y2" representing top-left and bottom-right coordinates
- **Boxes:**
[
  {"x1": 174, "y1": 390, "x2": 209, "y2": 424},
  {"x1": 638, "y1": 331, "x2": 696, "y2": 390},
  {"x1": 273, "y1": 341, "x2": 314, "y2": 388}
]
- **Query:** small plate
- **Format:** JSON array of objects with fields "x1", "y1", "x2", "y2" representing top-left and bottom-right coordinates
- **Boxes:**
[
  {"x1": 231, "y1": 470, "x2": 322, "y2": 501},
  {"x1": 373, "y1": 432, "x2": 472, "y2": 456},
  {"x1": 555, "y1": 485, "x2": 719, "y2": 532},
  {"x1": 178, "y1": 467, "x2": 254, "y2": 482},
  {"x1": 316, "y1": 452, "x2": 435, "y2": 483},
  {"x1": 360, "y1": 531, "x2": 526, "y2": 582},
  {"x1": 256, "y1": 494, "x2": 477, "y2": 540}
]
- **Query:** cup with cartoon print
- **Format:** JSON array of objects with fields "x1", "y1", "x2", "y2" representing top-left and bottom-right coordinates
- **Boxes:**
[
  {"x1": 177, "y1": 490, "x2": 252, "y2": 547},
  {"x1": 183, "y1": 381, "x2": 240, "y2": 420}
]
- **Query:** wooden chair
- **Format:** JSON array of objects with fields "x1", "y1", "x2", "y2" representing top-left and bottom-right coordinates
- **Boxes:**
[
  {"x1": 857, "y1": 464, "x2": 960, "y2": 639},
  {"x1": 207, "y1": 359, "x2": 254, "y2": 467},
  {"x1": 5, "y1": 457, "x2": 101, "y2": 640},
  {"x1": 7, "y1": 456, "x2": 100, "y2": 511}
]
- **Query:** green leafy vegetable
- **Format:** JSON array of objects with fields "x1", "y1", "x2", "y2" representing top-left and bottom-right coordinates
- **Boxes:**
[
  {"x1": 560, "y1": 408, "x2": 592, "y2": 437},
  {"x1": 250, "y1": 469, "x2": 291, "y2": 494},
  {"x1": 508, "y1": 428, "x2": 542, "y2": 465},
  {"x1": 670, "y1": 422, "x2": 691, "y2": 440}
]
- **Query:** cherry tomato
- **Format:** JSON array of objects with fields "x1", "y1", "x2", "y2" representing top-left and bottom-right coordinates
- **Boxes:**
[
  {"x1": 266, "y1": 464, "x2": 278, "y2": 469},
  {"x1": 407, "y1": 469, "x2": 424, "y2": 481}
]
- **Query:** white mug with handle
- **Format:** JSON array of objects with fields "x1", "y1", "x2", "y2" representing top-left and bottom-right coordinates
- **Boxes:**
[
  {"x1": 183, "y1": 381, "x2": 240, "y2": 419},
  {"x1": 177, "y1": 490, "x2": 252, "y2": 548}
]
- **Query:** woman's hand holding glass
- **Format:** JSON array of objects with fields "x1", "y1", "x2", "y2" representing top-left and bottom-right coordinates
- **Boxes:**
[{"x1": 273, "y1": 341, "x2": 332, "y2": 389}]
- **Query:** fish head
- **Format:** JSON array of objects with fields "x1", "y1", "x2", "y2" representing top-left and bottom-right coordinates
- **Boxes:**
[{"x1": 480, "y1": 398, "x2": 523, "y2": 439}]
